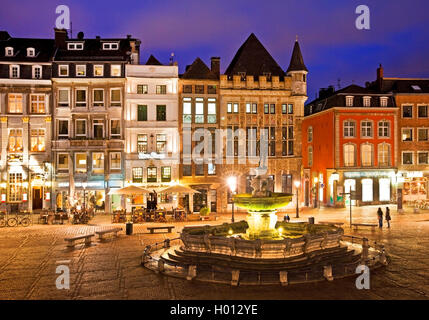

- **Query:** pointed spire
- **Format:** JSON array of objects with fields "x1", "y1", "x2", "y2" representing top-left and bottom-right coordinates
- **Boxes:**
[{"x1": 287, "y1": 39, "x2": 308, "y2": 73}]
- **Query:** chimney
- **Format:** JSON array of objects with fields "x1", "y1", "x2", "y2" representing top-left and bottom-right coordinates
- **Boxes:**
[
  {"x1": 318, "y1": 86, "x2": 335, "y2": 99},
  {"x1": 377, "y1": 64, "x2": 383, "y2": 90},
  {"x1": 54, "y1": 28, "x2": 68, "y2": 49},
  {"x1": 211, "y1": 57, "x2": 220, "y2": 76}
]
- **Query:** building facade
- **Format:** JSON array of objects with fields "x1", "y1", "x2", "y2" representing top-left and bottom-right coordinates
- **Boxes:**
[
  {"x1": 303, "y1": 83, "x2": 398, "y2": 207},
  {"x1": 219, "y1": 34, "x2": 308, "y2": 212},
  {"x1": 0, "y1": 31, "x2": 55, "y2": 212},
  {"x1": 124, "y1": 55, "x2": 179, "y2": 211},
  {"x1": 51, "y1": 29, "x2": 140, "y2": 213}
]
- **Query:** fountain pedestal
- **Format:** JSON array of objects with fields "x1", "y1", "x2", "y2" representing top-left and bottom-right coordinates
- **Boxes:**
[{"x1": 245, "y1": 210, "x2": 280, "y2": 240}]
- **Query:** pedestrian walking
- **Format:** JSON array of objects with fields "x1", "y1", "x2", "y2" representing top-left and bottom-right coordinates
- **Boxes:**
[
  {"x1": 385, "y1": 207, "x2": 391, "y2": 228},
  {"x1": 284, "y1": 214, "x2": 290, "y2": 223},
  {"x1": 377, "y1": 207, "x2": 383, "y2": 228}
]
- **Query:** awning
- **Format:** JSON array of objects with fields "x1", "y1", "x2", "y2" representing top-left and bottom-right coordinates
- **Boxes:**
[{"x1": 108, "y1": 185, "x2": 151, "y2": 195}]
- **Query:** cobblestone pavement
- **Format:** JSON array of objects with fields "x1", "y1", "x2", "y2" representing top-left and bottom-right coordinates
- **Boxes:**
[{"x1": 0, "y1": 205, "x2": 428, "y2": 300}]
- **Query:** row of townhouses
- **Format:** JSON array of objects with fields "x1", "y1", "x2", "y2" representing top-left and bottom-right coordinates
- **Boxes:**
[{"x1": 1, "y1": 28, "x2": 428, "y2": 214}]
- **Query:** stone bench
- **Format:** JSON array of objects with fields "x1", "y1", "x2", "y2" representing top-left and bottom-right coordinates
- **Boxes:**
[
  {"x1": 351, "y1": 223, "x2": 377, "y2": 231},
  {"x1": 147, "y1": 226, "x2": 174, "y2": 234},
  {"x1": 95, "y1": 227, "x2": 122, "y2": 240},
  {"x1": 319, "y1": 221, "x2": 344, "y2": 227},
  {"x1": 64, "y1": 234, "x2": 94, "y2": 247}
]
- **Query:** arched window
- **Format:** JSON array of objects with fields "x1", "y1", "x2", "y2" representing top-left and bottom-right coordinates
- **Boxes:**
[
  {"x1": 308, "y1": 146, "x2": 313, "y2": 167},
  {"x1": 378, "y1": 143, "x2": 390, "y2": 166},
  {"x1": 361, "y1": 143, "x2": 373, "y2": 167},
  {"x1": 344, "y1": 144, "x2": 355, "y2": 167},
  {"x1": 308, "y1": 126, "x2": 313, "y2": 142}
]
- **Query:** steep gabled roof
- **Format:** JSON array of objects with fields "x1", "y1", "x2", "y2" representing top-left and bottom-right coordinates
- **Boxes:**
[
  {"x1": 0, "y1": 35, "x2": 55, "y2": 62},
  {"x1": 225, "y1": 33, "x2": 285, "y2": 77},
  {"x1": 180, "y1": 57, "x2": 218, "y2": 80},
  {"x1": 287, "y1": 40, "x2": 308, "y2": 73},
  {"x1": 145, "y1": 54, "x2": 162, "y2": 65}
]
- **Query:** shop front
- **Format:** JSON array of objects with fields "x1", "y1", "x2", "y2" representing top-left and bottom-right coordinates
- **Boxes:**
[{"x1": 397, "y1": 171, "x2": 428, "y2": 203}]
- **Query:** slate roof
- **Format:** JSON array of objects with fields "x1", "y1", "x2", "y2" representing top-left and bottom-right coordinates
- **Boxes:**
[
  {"x1": 180, "y1": 57, "x2": 218, "y2": 80},
  {"x1": 0, "y1": 33, "x2": 55, "y2": 62},
  {"x1": 224, "y1": 33, "x2": 285, "y2": 78},
  {"x1": 378, "y1": 78, "x2": 429, "y2": 94},
  {"x1": 145, "y1": 54, "x2": 163, "y2": 65},
  {"x1": 286, "y1": 40, "x2": 308, "y2": 73}
]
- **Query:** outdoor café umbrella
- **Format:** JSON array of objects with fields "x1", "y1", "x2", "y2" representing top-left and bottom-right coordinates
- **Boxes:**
[
  {"x1": 160, "y1": 184, "x2": 200, "y2": 194},
  {"x1": 108, "y1": 185, "x2": 151, "y2": 195}
]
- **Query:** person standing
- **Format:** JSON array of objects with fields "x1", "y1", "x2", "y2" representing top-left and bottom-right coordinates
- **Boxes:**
[
  {"x1": 385, "y1": 207, "x2": 391, "y2": 228},
  {"x1": 377, "y1": 207, "x2": 383, "y2": 228}
]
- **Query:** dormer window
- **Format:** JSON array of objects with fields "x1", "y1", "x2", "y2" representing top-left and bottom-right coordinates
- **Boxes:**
[
  {"x1": 76, "y1": 65, "x2": 86, "y2": 77},
  {"x1": 10, "y1": 65, "x2": 19, "y2": 78},
  {"x1": 363, "y1": 96, "x2": 371, "y2": 107},
  {"x1": 102, "y1": 42, "x2": 119, "y2": 50},
  {"x1": 346, "y1": 96, "x2": 354, "y2": 107},
  {"x1": 380, "y1": 97, "x2": 388, "y2": 107},
  {"x1": 67, "y1": 42, "x2": 84, "y2": 50},
  {"x1": 27, "y1": 48, "x2": 35, "y2": 57},
  {"x1": 5, "y1": 47, "x2": 13, "y2": 56}
]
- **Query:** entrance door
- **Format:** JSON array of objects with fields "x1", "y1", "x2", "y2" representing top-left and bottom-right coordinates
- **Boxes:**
[
  {"x1": 304, "y1": 181, "x2": 309, "y2": 206},
  {"x1": 344, "y1": 179, "x2": 356, "y2": 206},
  {"x1": 32, "y1": 187, "x2": 43, "y2": 210}
]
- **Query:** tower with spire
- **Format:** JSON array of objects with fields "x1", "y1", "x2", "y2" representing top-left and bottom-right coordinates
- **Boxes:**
[{"x1": 287, "y1": 38, "x2": 308, "y2": 97}]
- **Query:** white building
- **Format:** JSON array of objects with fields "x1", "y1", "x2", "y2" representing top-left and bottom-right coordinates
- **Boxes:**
[{"x1": 124, "y1": 56, "x2": 179, "y2": 210}]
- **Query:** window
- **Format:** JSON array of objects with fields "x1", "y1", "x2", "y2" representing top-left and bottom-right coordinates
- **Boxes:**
[
  {"x1": 412, "y1": 85, "x2": 422, "y2": 91},
  {"x1": 195, "y1": 98, "x2": 204, "y2": 123},
  {"x1": 8, "y1": 94, "x2": 22, "y2": 113},
  {"x1": 418, "y1": 105, "x2": 428, "y2": 118},
  {"x1": 361, "y1": 144, "x2": 373, "y2": 167},
  {"x1": 380, "y1": 97, "x2": 388, "y2": 107},
  {"x1": 282, "y1": 126, "x2": 294, "y2": 156},
  {"x1": 270, "y1": 104, "x2": 276, "y2": 114},
  {"x1": 156, "y1": 105, "x2": 166, "y2": 121},
  {"x1": 147, "y1": 167, "x2": 157, "y2": 182},
  {"x1": 183, "y1": 85, "x2": 192, "y2": 93},
  {"x1": 402, "y1": 105, "x2": 413, "y2": 118},
  {"x1": 67, "y1": 43, "x2": 83, "y2": 50},
  {"x1": 361, "y1": 121, "x2": 373, "y2": 138},
  {"x1": 195, "y1": 85, "x2": 204, "y2": 94},
  {"x1": 346, "y1": 96, "x2": 354, "y2": 107},
  {"x1": 57, "y1": 154, "x2": 69, "y2": 171},
  {"x1": 161, "y1": 167, "x2": 171, "y2": 182},
  {"x1": 308, "y1": 127, "x2": 313, "y2": 142},
  {"x1": 33, "y1": 65, "x2": 42, "y2": 79},
  {"x1": 344, "y1": 120, "x2": 357, "y2": 137},
  {"x1": 94, "y1": 65, "x2": 104, "y2": 77},
  {"x1": 308, "y1": 146, "x2": 313, "y2": 166},
  {"x1": 183, "y1": 98, "x2": 192, "y2": 123},
  {"x1": 10, "y1": 65, "x2": 19, "y2": 78},
  {"x1": 75, "y1": 89, "x2": 87, "y2": 107},
  {"x1": 282, "y1": 174, "x2": 293, "y2": 194},
  {"x1": 5, "y1": 47, "x2": 13, "y2": 56},
  {"x1": 137, "y1": 134, "x2": 148, "y2": 153},
  {"x1": 30, "y1": 94, "x2": 45, "y2": 113},
  {"x1": 92, "y1": 153, "x2": 104, "y2": 174},
  {"x1": 137, "y1": 105, "x2": 147, "y2": 121},
  {"x1": 266, "y1": 127, "x2": 276, "y2": 157},
  {"x1": 110, "y1": 65, "x2": 121, "y2": 77},
  {"x1": 418, "y1": 152, "x2": 429, "y2": 165},
  {"x1": 287, "y1": 104, "x2": 293, "y2": 114},
  {"x1": 8, "y1": 129, "x2": 23, "y2": 152},
  {"x1": 363, "y1": 96, "x2": 371, "y2": 107},
  {"x1": 137, "y1": 84, "x2": 148, "y2": 94},
  {"x1": 402, "y1": 152, "x2": 413, "y2": 165},
  {"x1": 156, "y1": 134, "x2": 167, "y2": 154},
  {"x1": 102, "y1": 42, "x2": 119, "y2": 50},
  {"x1": 76, "y1": 65, "x2": 86, "y2": 76},
  {"x1": 378, "y1": 143, "x2": 390, "y2": 166},
  {"x1": 227, "y1": 126, "x2": 239, "y2": 157},
  {"x1": 132, "y1": 168, "x2": 143, "y2": 183},
  {"x1": 282, "y1": 104, "x2": 287, "y2": 114},
  {"x1": 195, "y1": 164, "x2": 204, "y2": 176},
  {"x1": 110, "y1": 152, "x2": 121, "y2": 170},
  {"x1": 264, "y1": 104, "x2": 269, "y2": 114},
  {"x1": 402, "y1": 128, "x2": 413, "y2": 142},
  {"x1": 93, "y1": 89, "x2": 104, "y2": 107},
  {"x1": 58, "y1": 120, "x2": 69, "y2": 139},
  {"x1": 110, "y1": 120, "x2": 120, "y2": 139},
  {"x1": 207, "y1": 85, "x2": 217, "y2": 94},
  {"x1": 208, "y1": 163, "x2": 216, "y2": 175},
  {"x1": 75, "y1": 153, "x2": 87, "y2": 173},
  {"x1": 8, "y1": 173, "x2": 22, "y2": 202},
  {"x1": 246, "y1": 127, "x2": 257, "y2": 157},
  {"x1": 30, "y1": 129, "x2": 45, "y2": 152},
  {"x1": 207, "y1": 98, "x2": 217, "y2": 123},
  {"x1": 110, "y1": 89, "x2": 121, "y2": 107},
  {"x1": 93, "y1": 120, "x2": 104, "y2": 139},
  {"x1": 246, "y1": 103, "x2": 257, "y2": 114},
  {"x1": 183, "y1": 165, "x2": 192, "y2": 176},
  {"x1": 378, "y1": 121, "x2": 390, "y2": 138},
  {"x1": 58, "y1": 89, "x2": 70, "y2": 107},
  {"x1": 227, "y1": 102, "x2": 238, "y2": 113},
  {"x1": 418, "y1": 128, "x2": 428, "y2": 141},
  {"x1": 156, "y1": 85, "x2": 167, "y2": 94},
  {"x1": 75, "y1": 119, "x2": 87, "y2": 137},
  {"x1": 59, "y1": 65, "x2": 69, "y2": 76},
  {"x1": 344, "y1": 144, "x2": 355, "y2": 167}
]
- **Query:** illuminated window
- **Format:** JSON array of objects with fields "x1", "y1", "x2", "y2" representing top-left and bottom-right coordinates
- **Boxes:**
[
  {"x1": 5, "y1": 47, "x2": 13, "y2": 56},
  {"x1": 58, "y1": 89, "x2": 70, "y2": 107},
  {"x1": 227, "y1": 102, "x2": 238, "y2": 114},
  {"x1": 208, "y1": 163, "x2": 216, "y2": 175},
  {"x1": 344, "y1": 144, "x2": 355, "y2": 167},
  {"x1": 156, "y1": 85, "x2": 167, "y2": 94},
  {"x1": 346, "y1": 96, "x2": 354, "y2": 107},
  {"x1": 183, "y1": 98, "x2": 192, "y2": 123},
  {"x1": 137, "y1": 134, "x2": 147, "y2": 153},
  {"x1": 67, "y1": 43, "x2": 83, "y2": 50},
  {"x1": 10, "y1": 65, "x2": 19, "y2": 78},
  {"x1": 110, "y1": 152, "x2": 121, "y2": 170},
  {"x1": 380, "y1": 97, "x2": 388, "y2": 107},
  {"x1": 156, "y1": 134, "x2": 167, "y2": 154},
  {"x1": 93, "y1": 89, "x2": 104, "y2": 107},
  {"x1": 110, "y1": 89, "x2": 121, "y2": 107},
  {"x1": 8, "y1": 94, "x2": 22, "y2": 113},
  {"x1": 110, "y1": 120, "x2": 120, "y2": 139},
  {"x1": 8, "y1": 129, "x2": 23, "y2": 152},
  {"x1": 59, "y1": 65, "x2": 69, "y2": 76},
  {"x1": 195, "y1": 98, "x2": 204, "y2": 123},
  {"x1": 102, "y1": 43, "x2": 119, "y2": 50},
  {"x1": 30, "y1": 94, "x2": 45, "y2": 113},
  {"x1": 92, "y1": 153, "x2": 104, "y2": 174},
  {"x1": 132, "y1": 168, "x2": 143, "y2": 183},
  {"x1": 94, "y1": 65, "x2": 104, "y2": 77},
  {"x1": 207, "y1": 98, "x2": 217, "y2": 123},
  {"x1": 361, "y1": 144, "x2": 373, "y2": 167},
  {"x1": 76, "y1": 65, "x2": 86, "y2": 76},
  {"x1": 33, "y1": 65, "x2": 42, "y2": 79},
  {"x1": 308, "y1": 126, "x2": 313, "y2": 142},
  {"x1": 308, "y1": 146, "x2": 313, "y2": 166},
  {"x1": 110, "y1": 65, "x2": 121, "y2": 77},
  {"x1": 57, "y1": 154, "x2": 69, "y2": 171},
  {"x1": 402, "y1": 128, "x2": 413, "y2": 142},
  {"x1": 378, "y1": 121, "x2": 390, "y2": 138},
  {"x1": 75, "y1": 153, "x2": 87, "y2": 173},
  {"x1": 8, "y1": 173, "x2": 23, "y2": 202},
  {"x1": 30, "y1": 129, "x2": 45, "y2": 152},
  {"x1": 147, "y1": 167, "x2": 157, "y2": 182},
  {"x1": 75, "y1": 89, "x2": 87, "y2": 107},
  {"x1": 361, "y1": 121, "x2": 373, "y2": 138},
  {"x1": 137, "y1": 84, "x2": 148, "y2": 94},
  {"x1": 363, "y1": 96, "x2": 371, "y2": 107},
  {"x1": 378, "y1": 143, "x2": 390, "y2": 166},
  {"x1": 161, "y1": 167, "x2": 171, "y2": 182}
]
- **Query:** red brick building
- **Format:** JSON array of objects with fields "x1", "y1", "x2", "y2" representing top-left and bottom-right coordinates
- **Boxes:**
[{"x1": 303, "y1": 84, "x2": 398, "y2": 207}]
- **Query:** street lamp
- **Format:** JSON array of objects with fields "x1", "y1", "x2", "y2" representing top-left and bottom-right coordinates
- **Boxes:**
[
  {"x1": 227, "y1": 176, "x2": 237, "y2": 223},
  {"x1": 294, "y1": 180, "x2": 301, "y2": 218}
]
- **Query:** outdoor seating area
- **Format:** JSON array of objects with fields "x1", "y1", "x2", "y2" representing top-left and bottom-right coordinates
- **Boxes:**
[{"x1": 111, "y1": 208, "x2": 187, "y2": 224}]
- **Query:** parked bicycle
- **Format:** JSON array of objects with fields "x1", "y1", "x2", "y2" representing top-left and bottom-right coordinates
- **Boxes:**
[{"x1": 7, "y1": 213, "x2": 31, "y2": 227}]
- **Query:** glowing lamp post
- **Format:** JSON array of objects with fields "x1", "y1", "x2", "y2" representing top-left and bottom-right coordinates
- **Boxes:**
[
  {"x1": 294, "y1": 180, "x2": 301, "y2": 218},
  {"x1": 227, "y1": 176, "x2": 237, "y2": 223}
]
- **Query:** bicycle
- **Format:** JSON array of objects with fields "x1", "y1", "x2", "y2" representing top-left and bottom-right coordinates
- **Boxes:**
[{"x1": 7, "y1": 213, "x2": 31, "y2": 227}]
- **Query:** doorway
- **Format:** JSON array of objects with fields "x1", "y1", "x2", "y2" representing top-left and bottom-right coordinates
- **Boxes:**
[{"x1": 32, "y1": 187, "x2": 43, "y2": 210}]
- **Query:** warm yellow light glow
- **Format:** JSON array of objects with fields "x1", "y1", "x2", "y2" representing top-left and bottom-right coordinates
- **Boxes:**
[
  {"x1": 227, "y1": 176, "x2": 237, "y2": 193},
  {"x1": 314, "y1": 177, "x2": 318, "y2": 183},
  {"x1": 294, "y1": 180, "x2": 301, "y2": 188},
  {"x1": 228, "y1": 229, "x2": 234, "y2": 235},
  {"x1": 278, "y1": 227, "x2": 284, "y2": 234},
  {"x1": 23, "y1": 182, "x2": 29, "y2": 188}
]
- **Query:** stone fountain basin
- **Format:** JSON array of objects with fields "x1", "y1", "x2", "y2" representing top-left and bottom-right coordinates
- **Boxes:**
[{"x1": 233, "y1": 193, "x2": 293, "y2": 211}]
